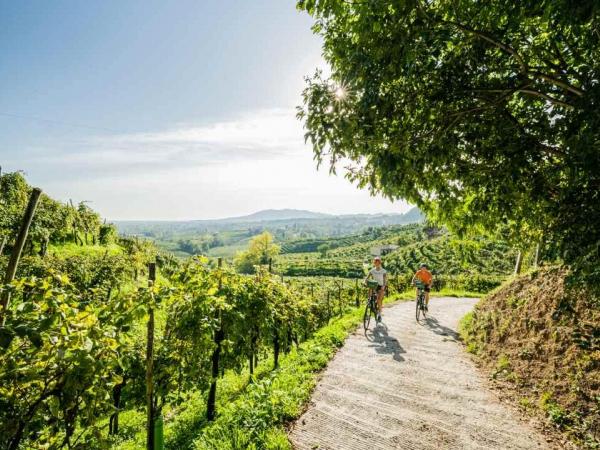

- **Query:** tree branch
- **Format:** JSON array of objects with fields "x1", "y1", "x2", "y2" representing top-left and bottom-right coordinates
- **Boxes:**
[
  {"x1": 438, "y1": 19, "x2": 528, "y2": 74},
  {"x1": 517, "y1": 89, "x2": 574, "y2": 109},
  {"x1": 528, "y1": 71, "x2": 584, "y2": 96}
]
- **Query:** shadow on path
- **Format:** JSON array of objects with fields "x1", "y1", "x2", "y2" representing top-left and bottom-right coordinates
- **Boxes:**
[
  {"x1": 365, "y1": 323, "x2": 406, "y2": 362},
  {"x1": 423, "y1": 316, "x2": 460, "y2": 342}
]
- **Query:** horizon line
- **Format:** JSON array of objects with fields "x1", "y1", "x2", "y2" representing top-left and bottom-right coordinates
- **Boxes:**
[{"x1": 110, "y1": 206, "x2": 418, "y2": 223}]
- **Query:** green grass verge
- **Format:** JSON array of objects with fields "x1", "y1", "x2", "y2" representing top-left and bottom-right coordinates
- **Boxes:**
[
  {"x1": 109, "y1": 308, "x2": 363, "y2": 450},
  {"x1": 191, "y1": 309, "x2": 363, "y2": 449},
  {"x1": 390, "y1": 288, "x2": 483, "y2": 302}
]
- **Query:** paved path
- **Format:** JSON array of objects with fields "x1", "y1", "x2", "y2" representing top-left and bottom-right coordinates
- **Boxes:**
[{"x1": 289, "y1": 297, "x2": 550, "y2": 450}]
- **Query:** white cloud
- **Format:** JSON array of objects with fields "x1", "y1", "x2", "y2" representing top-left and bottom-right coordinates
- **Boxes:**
[
  {"x1": 5, "y1": 108, "x2": 410, "y2": 220},
  {"x1": 17, "y1": 108, "x2": 308, "y2": 176},
  {"x1": 117, "y1": 108, "x2": 303, "y2": 149}
]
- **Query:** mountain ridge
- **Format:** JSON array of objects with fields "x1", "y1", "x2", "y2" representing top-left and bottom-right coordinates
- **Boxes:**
[{"x1": 116, "y1": 207, "x2": 419, "y2": 225}]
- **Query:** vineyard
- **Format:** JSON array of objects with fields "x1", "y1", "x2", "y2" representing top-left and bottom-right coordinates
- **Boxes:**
[
  {"x1": 0, "y1": 260, "x2": 366, "y2": 449},
  {"x1": 276, "y1": 225, "x2": 517, "y2": 293},
  {"x1": 3, "y1": 1, "x2": 597, "y2": 448},
  {"x1": 0, "y1": 171, "x2": 522, "y2": 449},
  {"x1": 0, "y1": 172, "x2": 371, "y2": 449}
]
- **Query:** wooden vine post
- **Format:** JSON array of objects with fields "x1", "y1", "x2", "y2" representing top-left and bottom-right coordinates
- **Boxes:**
[
  {"x1": 267, "y1": 258, "x2": 281, "y2": 369},
  {"x1": 1, "y1": 187, "x2": 41, "y2": 326},
  {"x1": 534, "y1": 243, "x2": 541, "y2": 268},
  {"x1": 207, "y1": 258, "x2": 223, "y2": 421},
  {"x1": 514, "y1": 250, "x2": 523, "y2": 275},
  {"x1": 146, "y1": 262, "x2": 156, "y2": 450},
  {"x1": 338, "y1": 281, "x2": 343, "y2": 316}
]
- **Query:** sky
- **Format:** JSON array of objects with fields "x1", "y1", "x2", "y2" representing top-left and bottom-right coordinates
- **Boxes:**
[{"x1": 0, "y1": 0, "x2": 409, "y2": 220}]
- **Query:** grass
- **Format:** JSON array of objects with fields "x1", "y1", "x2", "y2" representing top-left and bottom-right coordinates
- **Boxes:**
[
  {"x1": 390, "y1": 288, "x2": 483, "y2": 303},
  {"x1": 192, "y1": 309, "x2": 363, "y2": 449},
  {"x1": 110, "y1": 288, "x2": 484, "y2": 449},
  {"x1": 48, "y1": 242, "x2": 123, "y2": 257},
  {"x1": 109, "y1": 306, "x2": 364, "y2": 450}
]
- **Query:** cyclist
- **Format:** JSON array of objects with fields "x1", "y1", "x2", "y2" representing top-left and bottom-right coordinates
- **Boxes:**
[
  {"x1": 412, "y1": 263, "x2": 433, "y2": 311},
  {"x1": 365, "y1": 256, "x2": 387, "y2": 321}
]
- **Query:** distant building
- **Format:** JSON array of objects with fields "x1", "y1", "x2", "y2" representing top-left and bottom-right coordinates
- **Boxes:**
[{"x1": 371, "y1": 244, "x2": 399, "y2": 256}]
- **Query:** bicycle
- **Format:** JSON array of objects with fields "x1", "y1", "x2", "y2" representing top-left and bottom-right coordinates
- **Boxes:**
[
  {"x1": 363, "y1": 279, "x2": 380, "y2": 330},
  {"x1": 415, "y1": 281, "x2": 427, "y2": 322}
]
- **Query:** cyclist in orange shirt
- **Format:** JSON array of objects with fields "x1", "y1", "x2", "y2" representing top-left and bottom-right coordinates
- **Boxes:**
[{"x1": 412, "y1": 263, "x2": 433, "y2": 311}]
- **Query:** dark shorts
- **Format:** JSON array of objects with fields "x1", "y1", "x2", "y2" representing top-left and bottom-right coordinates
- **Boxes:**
[
  {"x1": 423, "y1": 285, "x2": 431, "y2": 293},
  {"x1": 375, "y1": 285, "x2": 385, "y2": 293}
]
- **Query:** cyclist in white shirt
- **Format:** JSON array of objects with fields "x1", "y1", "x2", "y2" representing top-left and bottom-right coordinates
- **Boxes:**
[{"x1": 365, "y1": 256, "x2": 387, "y2": 322}]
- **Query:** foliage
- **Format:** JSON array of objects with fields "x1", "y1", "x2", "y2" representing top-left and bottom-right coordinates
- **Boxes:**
[
  {"x1": 0, "y1": 172, "x2": 112, "y2": 255},
  {"x1": 0, "y1": 276, "x2": 144, "y2": 450},
  {"x1": 297, "y1": 0, "x2": 600, "y2": 285},
  {"x1": 98, "y1": 224, "x2": 118, "y2": 246},
  {"x1": 276, "y1": 224, "x2": 517, "y2": 292},
  {"x1": 193, "y1": 308, "x2": 362, "y2": 450},
  {"x1": 118, "y1": 236, "x2": 157, "y2": 280},
  {"x1": 234, "y1": 232, "x2": 281, "y2": 274}
]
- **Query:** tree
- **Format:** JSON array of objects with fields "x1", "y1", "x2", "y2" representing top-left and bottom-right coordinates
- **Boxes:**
[
  {"x1": 98, "y1": 223, "x2": 118, "y2": 245},
  {"x1": 76, "y1": 202, "x2": 101, "y2": 245},
  {"x1": 234, "y1": 232, "x2": 280, "y2": 274},
  {"x1": 297, "y1": 0, "x2": 600, "y2": 282}
]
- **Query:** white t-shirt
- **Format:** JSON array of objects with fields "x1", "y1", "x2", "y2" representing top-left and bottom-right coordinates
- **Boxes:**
[{"x1": 369, "y1": 267, "x2": 387, "y2": 286}]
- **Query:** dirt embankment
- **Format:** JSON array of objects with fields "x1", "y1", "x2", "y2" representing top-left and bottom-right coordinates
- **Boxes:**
[{"x1": 460, "y1": 266, "x2": 600, "y2": 449}]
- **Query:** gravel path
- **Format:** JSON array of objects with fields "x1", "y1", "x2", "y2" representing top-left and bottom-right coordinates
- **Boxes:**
[{"x1": 289, "y1": 297, "x2": 550, "y2": 450}]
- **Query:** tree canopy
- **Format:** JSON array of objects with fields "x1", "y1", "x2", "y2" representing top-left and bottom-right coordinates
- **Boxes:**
[
  {"x1": 234, "y1": 232, "x2": 281, "y2": 274},
  {"x1": 297, "y1": 0, "x2": 600, "y2": 281}
]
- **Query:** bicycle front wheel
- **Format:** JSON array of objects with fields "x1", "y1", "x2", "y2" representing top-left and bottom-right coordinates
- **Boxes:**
[
  {"x1": 415, "y1": 296, "x2": 422, "y2": 322},
  {"x1": 363, "y1": 300, "x2": 372, "y2": 330}
]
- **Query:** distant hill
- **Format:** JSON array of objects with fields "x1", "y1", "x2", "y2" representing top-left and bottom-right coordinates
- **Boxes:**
[
  {"x1": 115, "y1": 206, "x2": 422, "y2": 235},
  {"x1": 114, "y1": 206, "x2": 424, "y2": 257},
  {"x1": 213, "y1": 209, "x2": 330, "y2": 223}
]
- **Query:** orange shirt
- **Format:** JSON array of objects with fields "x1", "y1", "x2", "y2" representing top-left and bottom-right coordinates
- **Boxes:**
[{"x1": 414, "y1": 268, "x2": 432, "y2": 285}]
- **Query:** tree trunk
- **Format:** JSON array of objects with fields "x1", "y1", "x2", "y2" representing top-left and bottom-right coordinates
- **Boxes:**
[{"x1": 0, "y1": 235, "x2": 6, "y2": 256}]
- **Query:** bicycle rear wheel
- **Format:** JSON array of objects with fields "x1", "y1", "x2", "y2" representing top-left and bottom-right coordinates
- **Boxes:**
[
  {"x1": 363, "y1": 298, "x2": 373, "y2": 330},
  {"x1": 415, "y1": 295, "x2": 423, "y2": 322}
]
